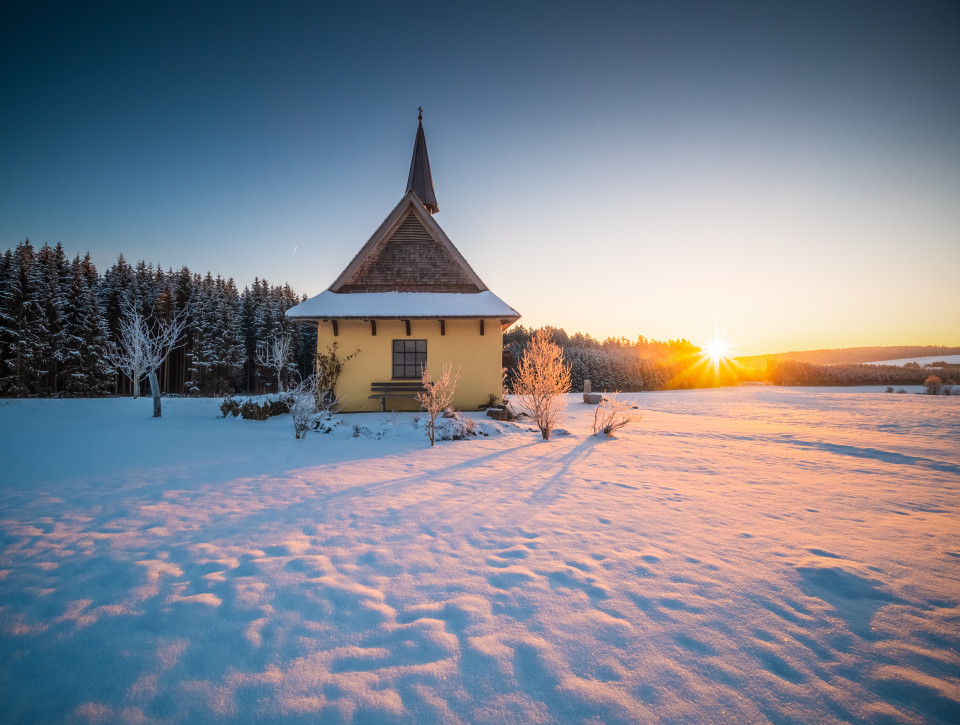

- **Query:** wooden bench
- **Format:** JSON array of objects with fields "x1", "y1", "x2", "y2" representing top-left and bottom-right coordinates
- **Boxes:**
[{"x1": 369, "y1": 382, "x2": 426, "y2": 412}]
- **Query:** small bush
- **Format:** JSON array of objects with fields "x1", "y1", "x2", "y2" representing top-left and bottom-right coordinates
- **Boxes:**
[
  {"x1": 220, "y1": 397, "x2": 240, "y2": 418},
  {"x1": 896, "y1": 388, "x2": 907, "y2": 394},
  {"x1": 924, "y1": 376, "x2": 943, "y2": 395},
  {"x1": 481, "y1": 392, "x2": 499, "y2": 409},
  {"x1": 416, "y1": 363, "x2": 460, "y2": 446},
  {"x1": 239, "y1": 396, "x2": 291, "y2": 420},
  {"x1": 591, "y1": 392, "x2": 639, "y2": 437},
  {"x1": 885, "y1": 387, "x2": 894, "y2": 394}
]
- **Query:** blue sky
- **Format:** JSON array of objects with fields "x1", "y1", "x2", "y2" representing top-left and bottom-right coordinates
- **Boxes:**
[{"x1": 2, "y1": 0, "x2": 958, "y2": 354}]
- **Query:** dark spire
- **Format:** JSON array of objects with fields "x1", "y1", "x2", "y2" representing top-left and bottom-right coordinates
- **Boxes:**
[{"x1": 406, "y1": 107, "x2": 439, "y2": 214}]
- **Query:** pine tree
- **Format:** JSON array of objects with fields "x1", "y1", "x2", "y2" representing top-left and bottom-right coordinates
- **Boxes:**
[
  {"x1": 62, "y1": 254, "x2": 112, "y2": 395},
  {"x1": 0, "y1": 241, "x2": 48, "y2": 395},
  {"x1": 36, "y1": 243, "x2": 72, "y2": 394},
  {"x1": 185, "y1": 274, "x2": 243, "y2": 395}
]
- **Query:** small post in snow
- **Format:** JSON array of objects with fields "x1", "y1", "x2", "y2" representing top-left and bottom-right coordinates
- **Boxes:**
[{"x1": 149, "y1": 372, "x2": 162, "y2": 418}]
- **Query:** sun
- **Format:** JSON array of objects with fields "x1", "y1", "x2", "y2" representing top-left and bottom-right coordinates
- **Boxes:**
[{"x1": 702, "y1": 336, "x2": 731, "y2": 364}]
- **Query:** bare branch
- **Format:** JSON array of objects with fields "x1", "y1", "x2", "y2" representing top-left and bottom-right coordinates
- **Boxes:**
[
  {"x1": 416, "y1": 363, "x2": 460, "y2": 446},
  {"x1": 511, "y1": 329, "x2": 572, "y2": 440},
  {"x1": 590, "y1": 392, "x2": 639, "y2": 437},
  {"x1": 256, "y1": 332, "x2": 294, "y2": 393},
  {"x1": 103, "y1": 298, "x2": 190, "y2": 398}
]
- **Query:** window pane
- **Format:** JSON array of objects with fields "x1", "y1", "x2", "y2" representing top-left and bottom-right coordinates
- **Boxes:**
[
  {"x1": 393, "y1": 340, "x2": 404, "y2": 353},
  {"x1": 415, "y1": 340, "x2": 427, "y2": 353},
  {"x1": 405, "y1": 365, "x2": 418, "y2": 378},
  {"x1": 416, "y1": 352, "x2": 427, "y2": 364},
  {"x1": 393, "y1": 365, "x2": 404, "y2": 378}
]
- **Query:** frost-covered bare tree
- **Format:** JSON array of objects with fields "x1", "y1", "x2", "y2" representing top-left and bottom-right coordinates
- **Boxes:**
[
  {"x1": 512, "y1": 328, "x2": 572, "y2": 440},
  {"x1": 103, "y1": 299, "x2": 190, "y2": 400},
  {"x1": 255, "y1": 332, "x2": 293, "y2": 393},
  {"x1": 416, "y1": 362, "x2": 460, "y2": 446}
]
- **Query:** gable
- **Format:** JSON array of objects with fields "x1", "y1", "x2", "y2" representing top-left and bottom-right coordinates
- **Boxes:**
[
  {"x1": 329, "y1": 192, "x2": 488, "y2": 294},
  {"x1": 336, "y1": 211, "x2": 480, "y2": 293}
]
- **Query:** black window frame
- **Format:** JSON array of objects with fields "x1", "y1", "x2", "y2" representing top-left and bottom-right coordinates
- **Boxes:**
[{"x1": 392, "y1": 339, "x2": 427, "y2": 379}]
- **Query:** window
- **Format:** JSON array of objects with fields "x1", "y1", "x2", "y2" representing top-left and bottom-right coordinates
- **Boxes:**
[{"x1": 393, "y1": 339, "x2": 427, "y2": 379}]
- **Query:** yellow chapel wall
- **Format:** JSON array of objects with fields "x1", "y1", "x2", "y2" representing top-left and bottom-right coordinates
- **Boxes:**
[{"x1": 316, "y1": 319, "x2": 504, "y2": 412}]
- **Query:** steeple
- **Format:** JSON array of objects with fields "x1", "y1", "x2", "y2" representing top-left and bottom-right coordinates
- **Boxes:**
[{"x1": 405, "y1": 107, "x2": 439, "y2": 215}]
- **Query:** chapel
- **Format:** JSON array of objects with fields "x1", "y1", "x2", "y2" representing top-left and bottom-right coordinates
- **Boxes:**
[{"x1": 285, "y1": 110, "x2": 520, "y2": 411}]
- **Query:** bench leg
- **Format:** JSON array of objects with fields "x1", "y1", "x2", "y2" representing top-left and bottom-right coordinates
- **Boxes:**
[{"x1": 381, "y1": 398, "x2": 386, "y2": 413}]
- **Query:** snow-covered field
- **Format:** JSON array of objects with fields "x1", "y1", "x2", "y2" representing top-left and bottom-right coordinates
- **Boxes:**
[
  {"x1": 1, "y1": 387, "x2": 958, "y2": 724},
  {"x1": 865, "y1": 355, "x2": 960, "y2": 367}
]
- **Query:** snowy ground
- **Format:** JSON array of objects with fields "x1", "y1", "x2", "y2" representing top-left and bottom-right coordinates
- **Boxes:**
[
  {"x1": 864, "y1": 355, "x2": 960, "y2": 366},
  {"x1": 1, "y1": 388, "x2": 958, "y2": 724}
]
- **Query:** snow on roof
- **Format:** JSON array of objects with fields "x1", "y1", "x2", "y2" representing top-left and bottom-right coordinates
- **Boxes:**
[{"x1": 285, "y1": 290, "x2": 520, "y2": 320}]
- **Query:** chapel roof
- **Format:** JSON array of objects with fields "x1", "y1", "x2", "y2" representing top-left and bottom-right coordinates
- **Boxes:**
[
  {"x1": 330, "y1": 191, "x2": 485, "y2": 294},
  {"x1": 286, "y1": 112, "x2": 519, "y2": 323}
]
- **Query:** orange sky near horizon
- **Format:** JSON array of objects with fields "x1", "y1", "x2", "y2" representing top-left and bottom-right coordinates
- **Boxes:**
[{"x1": 2, "y1": 2, "x2": 957, "y2": 358}]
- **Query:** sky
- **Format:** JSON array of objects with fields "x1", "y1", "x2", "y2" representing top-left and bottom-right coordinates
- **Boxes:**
[{"x1": 2, "y1": 0, "x2": 958, "y2": 356}]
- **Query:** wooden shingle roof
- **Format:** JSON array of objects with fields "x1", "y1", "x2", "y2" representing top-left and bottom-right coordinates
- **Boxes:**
[{"x1": 329, "y1": 191, "x2": 488, "y2": 294}]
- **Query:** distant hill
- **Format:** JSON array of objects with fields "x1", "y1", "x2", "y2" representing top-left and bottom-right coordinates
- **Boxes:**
[{"x1": 736, "y1": 345, "x2": 960, "y2": 369}]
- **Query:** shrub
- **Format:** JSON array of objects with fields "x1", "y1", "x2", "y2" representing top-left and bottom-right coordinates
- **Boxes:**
[
  {"x1": 239, "y1": 396, "x2": 291, "y2": 420},
  {"x1": 885, "y1": 387, "x2": 894, "y2": 394},
  {"x1": 220, "y1": 397, "x2": 240, "y2": 417},
  {"x1": 416, "y1": 363, "x2": 460, "y2": 446},
  {"x1": 289, "y1": 376, "x2": 315, "y2": 440},
  {"x1": 315, "y1": 343, "x2": 359, "y2": 410},
  {"x1": 511, "y1": 329, "x2": 572, "y2": 440},
  {"x1": 924, "y1": 376, "x2": 943, "y2": 395},
  {"x1": 591, "y1": 393, "x2": 639, "y2": 437},
  {"x1": 287, "y1": 375, "x2": 341, "y2": 440},
  {"x1": 418, "y1": 411, "x2": 475, "y2": 442}
]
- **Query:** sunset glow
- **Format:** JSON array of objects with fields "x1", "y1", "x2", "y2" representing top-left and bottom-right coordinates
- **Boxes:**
[
  {"x1": 702, "y1": 337, "x2": 731, "y2": 364},
  {"x1": 2, "y1": 3, "x2": 956, "y2": 356}
]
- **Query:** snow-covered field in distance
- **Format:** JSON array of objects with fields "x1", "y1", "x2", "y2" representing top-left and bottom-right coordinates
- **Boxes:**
[
  {"x1": 864, "y1": 354, "x2": 960, "y2": 366},
  {"x1": 1, "y1": 388, "x2": 958, "y2": 724}
]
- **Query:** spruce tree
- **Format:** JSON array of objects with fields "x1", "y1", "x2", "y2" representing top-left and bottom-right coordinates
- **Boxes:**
[{"x1": 63, "y1": 254, "x2": 112, "y2": 395}]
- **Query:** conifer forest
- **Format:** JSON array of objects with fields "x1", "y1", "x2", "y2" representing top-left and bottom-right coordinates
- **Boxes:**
[
  {"x1": 0, "y1": 241, "x2": 316, "y2": 397},
  {"x1": 1, "y1": 241, "x2": 954, "y2": 399}
]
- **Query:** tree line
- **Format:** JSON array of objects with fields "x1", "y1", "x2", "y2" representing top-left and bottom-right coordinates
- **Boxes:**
[
  {"x1": 0, "y1": 240, "x2": 316, "y2": 397},
  {"x1": 3, "y1": 241, "x2": 952, "y2": 398},
  {"x1": 503, "y1": 326, "x2": 759, "y2": 392},
  {"x1": 737, "y1": 344, "x2": 960, "y2": 368},
  {"x1": 764, "y1": 360, "x2": 956, "y2": 387},
  {"x1": 505, "y1": 327, "x2": 956, "y2": 392}
]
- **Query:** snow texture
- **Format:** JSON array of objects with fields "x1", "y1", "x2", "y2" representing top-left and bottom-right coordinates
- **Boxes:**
[
  {"x1": 864, "y1": 354, "x2": 960, "y2": 366},
  {"x1": 284, "y1": 290, "x2": 520, "y2": 319},
  {"x1": 1, "y1": 387, "x2": 958, "y2": 724}
]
